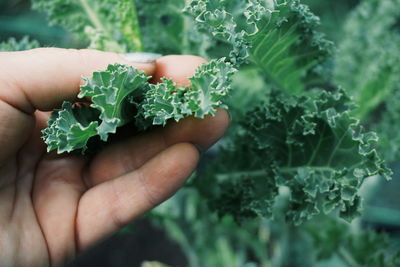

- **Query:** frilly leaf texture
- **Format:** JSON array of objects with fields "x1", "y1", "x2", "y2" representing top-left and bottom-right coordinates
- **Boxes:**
[
  {"x1": 43, "y1": 64, "x2": 150, "y2": 153},
  {"x1": 197, "y1": 90, "x2": 391, "y2": 225},
  {"x1": 42, "y1": 102, "x2": 100, "y2": 153},
  {"x1": 137, "y1": 58, "x2": 236, "y2": 129},
  {"x1": 43, "y1": 60, "x2": 235, "y2": 153},
  {"x1": 79, "y1": 64, "x2": 150, "y2": 140},
  {"x1": 185, "y1": 0, "x2": 333, "y2": 92}
]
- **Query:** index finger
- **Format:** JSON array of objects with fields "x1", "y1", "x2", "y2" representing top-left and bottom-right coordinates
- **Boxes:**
[
  {"x1": 0, "y1": 48, "x2": 155, "y2": 113},
  {"x1": 0, "y1": 48, "x2": 155, "y2": 164}
]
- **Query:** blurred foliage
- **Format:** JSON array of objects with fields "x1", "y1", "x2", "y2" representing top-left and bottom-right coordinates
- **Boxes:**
[
  {"x1": 141, "y1": 187, "x2": 400, "y2": 267},
  {"x1": 143, "y1": 188, "x2": 271, "y2": 267},
  {"x1": 31, "y1": 0, "x2": 144, "y2": 52},
  {"x1": 141, "y1": 261, "x2": 171, "y2": 267},
  {"x1": 333, "y1": 0, "x2": 400, "y2": 164},
  {"x1": 0, "y1": 35, "x2": 39, "y2": 51},
  {"x1": 0, "y1": 0, "x2": 72, "y2": 47},
  {"x1": 302, "y1": 0, "x2": 360, "y2": 42}
]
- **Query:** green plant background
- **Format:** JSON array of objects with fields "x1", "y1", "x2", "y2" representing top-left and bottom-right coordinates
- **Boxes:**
[{"x1": 0, "y1": 0, "x2": 71, "y2": 47}]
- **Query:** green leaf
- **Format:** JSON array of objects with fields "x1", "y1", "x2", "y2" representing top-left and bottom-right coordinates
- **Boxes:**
[
  {"x1": 32, "y1": 0, "x2": 143, "y2": 52},
  {"x1": 79, "y1": 64, "x2": 150, "y2": 141},
  {"x1": 42, "y1": 102, "x2": 100, "y2": 153},
  {"x1": 185, "y1": 0, "x2": 254, "y2": 65},
  {"x1": 43, "y1": 60, "x2": 234, "y2": 153},
  {"x1": 117, "y1": 0, "x2": 143, "y2": 51},
  {"x1": 136, "y1": 78, "x2": 189, "y2": 129},
  {"x1": 0, "y1": 36, "x2": 40, "y2": 51},
  {"x1": 185, "y1": 0, "x2": 333, "y2": 92},
  {"x1": 198, "y1": 89, "x2": 392, "y2": 224},
  {"x1": 334, "y1": 0, "x2": 400, "y2": 119},
  {"x1": 187, "y1": 58, "x2": 236, "y2": 117},
  {"x1": 305, "y1": 216, "x2": 400, "y2": 267},
  {"x1": 137, "y1": 0, "x2": 186, "y2": 53},
  {"x1": 137, "y1": 58, "x2": 236, "y2": 129},
  {"x1": 42, "y1": 64, "x2": 150, "y2": 153},
  {"x1": 249, "y1": 0, "x2": 333, "y2": 93},
  {"x1": 374, "y1": 89, "x2": 400, "y2": 162}
]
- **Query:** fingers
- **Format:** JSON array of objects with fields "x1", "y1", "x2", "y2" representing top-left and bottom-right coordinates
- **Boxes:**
[
  {"x1": 0, "y1": 101, "x2": 34, "y2": 165},
  {"x1": 0, "y1": 48, "x2": 155, "y2": 113},
  {"x1": 76, "y1": 143, "x2": 199, "y2": 250},
  {"x1": 88, "y1": 109, "x2": 229, "y2": 185},
  {"x1": 33, "y1": 155, "x2": 87, "y2": 266},
  {"x1": 0, "y1": 48, "x2": 155, "y2": 164},
  {"x1": 154, "y1": 55, "x2": 207, "y2": 86}
]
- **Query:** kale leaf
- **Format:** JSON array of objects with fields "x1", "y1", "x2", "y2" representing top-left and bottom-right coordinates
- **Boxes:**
[
  {"x1": 137, "y1": 58, "x2": 236, "y2": 129},
  {"x1": 197, "y1": 90, "x2": 391, "y2": 224},
  {"x1": 185, "y1": 0, "x2": 333, "y2": 92},
  {"x1": 335, "y1": 0, "x2": 400, "y2": 119},
  {"x1": 32, "y1": 0, "x2": 142, "y2": 52},
  {"x1": 42, "y1": 60, "x2": 235, "y2": 153},
  {"x1": 79, "y1": 63, "x2": 150, "y2": 140}
]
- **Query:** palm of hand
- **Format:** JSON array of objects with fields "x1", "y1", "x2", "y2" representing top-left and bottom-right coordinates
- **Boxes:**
[
  {"x1": 1, "y1": 111, "x2": 83, "y2": 266},
  {"x1": 0, "y1": 50, "x2": 228, "y2": 266}
]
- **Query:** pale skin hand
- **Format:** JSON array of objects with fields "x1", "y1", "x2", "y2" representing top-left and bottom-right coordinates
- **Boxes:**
[{"x1": 0, "y1": 48, "x2": 229, "y2": 266}]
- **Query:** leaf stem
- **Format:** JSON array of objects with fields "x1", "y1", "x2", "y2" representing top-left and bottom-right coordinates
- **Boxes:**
[
  {"x1": 122, "y1": 0, "x2": 143, "y2": 51},
  {"x1": 79, "y1": 0, "x2": 105, "y2": 33},
  {"x1": 215, "y1": 166, "x2": 336, "y2": 180},
  {"x1": 78, "y1": 0, "x2": 125, "y2": 52},
  {"x1": 337, "y1": 246, "x2": 360, "y2": 267}
]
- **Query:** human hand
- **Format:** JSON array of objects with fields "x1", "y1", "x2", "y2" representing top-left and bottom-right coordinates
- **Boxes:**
[{"x1": 0, "y1": 48, "x2": 229, "y2": 266}]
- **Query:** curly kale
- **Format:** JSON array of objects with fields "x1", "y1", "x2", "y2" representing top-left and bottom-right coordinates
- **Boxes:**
[
  {"x1": 78, "y1": 64, "x2": 150, "y2": 140},
  {"x1": 5, "y1": 0, "x2": 400, "y2": 265},
  {"x1": 42, "y1": 60, "x2": 235, "y2": 153},
  {"x1": 138, "y1": 58, "x2": 235, "y2": 129},
  {"x1": 334, "y1": 0, "x2": 400, "y2": 162},
  {"x1": 33, "y1": 0, "x2": 394, "y2": 230},
  {"x1": 185, "y1": 0, "x2": 333, "y2": 92},
  {"x1": 42, "y1": 102, "x2": 100, "y2": 154},
  {"x1": 197, "y1": 90, "x2": 391, "y2": 225},
  {"x1": 42, "y1": 64, "x2": 149, "y2": 153}
]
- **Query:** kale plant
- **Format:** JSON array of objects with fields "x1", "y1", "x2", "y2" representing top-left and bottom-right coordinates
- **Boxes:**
[{"x1": 3, "y1": 0, "x2": 400, "y2": 265}]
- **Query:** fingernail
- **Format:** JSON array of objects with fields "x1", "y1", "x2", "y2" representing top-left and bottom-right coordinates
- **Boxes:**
[{"x1": 123, "y1": 52, "x2": 162, "y2": 63}]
